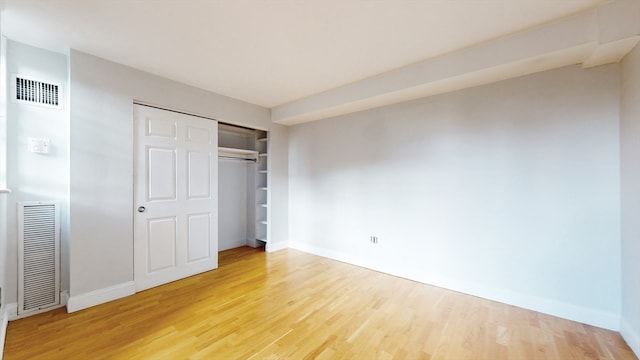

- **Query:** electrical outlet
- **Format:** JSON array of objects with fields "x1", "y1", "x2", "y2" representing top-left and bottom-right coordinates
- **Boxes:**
[{"x1": 370, "y1": 236, "x2": 378, "y2": 244}]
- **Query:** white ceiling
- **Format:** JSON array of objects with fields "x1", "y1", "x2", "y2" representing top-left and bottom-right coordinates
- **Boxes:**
[{"x1": 2, "y1": 0, "x2": 605, "y2": 109}]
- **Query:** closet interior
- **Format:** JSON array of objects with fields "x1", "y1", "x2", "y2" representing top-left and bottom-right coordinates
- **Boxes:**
[{"x1": 218, "y1": 123, "x2": 268, "y2": 251}]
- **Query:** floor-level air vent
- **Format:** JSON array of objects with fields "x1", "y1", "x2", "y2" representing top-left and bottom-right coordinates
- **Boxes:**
[
  {"x1": 13, "y1": 75, "x2": 63, "y2": 109},
  {"x1": 18, "y1": 201, "x2": 60, "y2": 315}
]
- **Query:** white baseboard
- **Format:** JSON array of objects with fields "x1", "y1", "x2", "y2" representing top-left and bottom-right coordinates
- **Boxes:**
[
  {"x1": 60, "y1": 290, "x2": 69, "y2": 306},
  {"x1": 67, "y1": 281, "x2": 135, "y2": 313},
  {"x1": 245, "y1": 238, "x2": 260, "y2": 248},
  {"x1": 266, "y1": 240, "x2": 288, "y2": 253},
  {"x1": 3, "y1": 291, "x2": 69, "y2": 322},
  {"x1": 0, "y1": 306, "x2": 8, "y2": 360},
  {"x1": 7, "y1": 301, "x2": 68, "y2": 321},
  {"x1": 621, "y1": 320, "x2": 640, "y2": 358},
  {"x1": 4, "y1": 304, "x2": 16, "y2": 322},
  {"x1": 289, "y1": 240, "x2": 620, "y2": 331}
]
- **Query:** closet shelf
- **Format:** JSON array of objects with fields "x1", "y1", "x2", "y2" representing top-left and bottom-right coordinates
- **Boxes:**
[
  {"x1": 218, "y1": 146, "x2": 258, "y2": 159},
  {"x1": 255, "y1": 130, "x2": 269, "y2": 246}
]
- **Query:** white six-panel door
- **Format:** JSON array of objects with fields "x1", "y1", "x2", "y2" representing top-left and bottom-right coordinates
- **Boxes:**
[{"x1": 133, "y1": 104, "x2": 218, "y2": 292}]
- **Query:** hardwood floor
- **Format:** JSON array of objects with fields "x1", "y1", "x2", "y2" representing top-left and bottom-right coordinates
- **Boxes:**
[{"x1": 4, "y1": 246, "x2": 636, "y2": 359}]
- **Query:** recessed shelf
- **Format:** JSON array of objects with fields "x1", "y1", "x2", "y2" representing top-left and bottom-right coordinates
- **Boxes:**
[{"x1": 258, "y1": 153, "x2": 268, "y2": 157}]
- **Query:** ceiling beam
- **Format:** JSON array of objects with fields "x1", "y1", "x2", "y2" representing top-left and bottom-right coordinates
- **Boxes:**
[{"x1": 272, "y1": 1, "x2": 640, "y2": 126}]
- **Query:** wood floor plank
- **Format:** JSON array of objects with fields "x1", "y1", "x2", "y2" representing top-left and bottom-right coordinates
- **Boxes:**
[{"x1": 3, "y1": 246, "x2": 637, "y2": 359}]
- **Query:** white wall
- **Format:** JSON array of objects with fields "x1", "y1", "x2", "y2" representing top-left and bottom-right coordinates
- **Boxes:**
[
  {"x1": 218, "y1": 160, "x2": 249, "y2": 251},
  {"x1": 4, "y1": 40, "x2": 69, "y2": 308},
  {"x1": 0, "y1": 35, "x2": 7, "y2": 308},
  {"x1": 620, "y1": 43, "x2": 640, "y2": 355},
  {"x1": 0, "y1": 32, "x2": 8, "y2": 356},
  {"x1": 267, "y1": 125, "x2": 289, "y2": 251},
  {"x1": 68, "y1": 50, "x2": 288, "y2": 311},
  {"x1": 289, "y1": 64, "x2": 621, "y2": 330},
  {"x1": 218, "y1": 128, "x2": 256, "y2": 250}
]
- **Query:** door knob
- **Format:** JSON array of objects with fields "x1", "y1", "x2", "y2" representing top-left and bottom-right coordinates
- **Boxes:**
[{"x1": 137, "y1": 206, "x2": 146, "y2": 213}]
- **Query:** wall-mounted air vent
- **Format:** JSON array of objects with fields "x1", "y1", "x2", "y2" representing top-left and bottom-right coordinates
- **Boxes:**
[
  {"x1": 18, "y1": 201, "x2": 60, "y2": 315},
  {"x1": 12, "y1": 75, "x2": 63, "y2": 109}
]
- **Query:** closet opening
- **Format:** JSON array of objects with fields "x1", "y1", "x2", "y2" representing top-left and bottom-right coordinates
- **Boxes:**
[{"x1": 218, "y1": 123, "x2": 268, "y2": 252}]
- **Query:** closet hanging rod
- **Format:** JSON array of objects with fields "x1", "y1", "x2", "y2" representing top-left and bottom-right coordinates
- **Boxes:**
[{"x1": 218, "y1": 156, "x2": 257, "y2": 163}]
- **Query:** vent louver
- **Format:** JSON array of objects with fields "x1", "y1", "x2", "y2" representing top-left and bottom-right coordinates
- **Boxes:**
[
  {"x1": 13, "y1": 75, "x2": 62, "y2": 109},
  {"x1": 18, "y1": 201, "x2": 60, "y2": 314}
]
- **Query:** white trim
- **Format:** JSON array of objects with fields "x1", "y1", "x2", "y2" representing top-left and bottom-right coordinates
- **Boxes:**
[
  {"x1": 621, "y1": 320, "x2": 640, "y2": 358},
  {"x1": 245, "y1": 238, "x2": 260, "y2": 248},
  {"x1": 266, "y1": 240, "x2": 288, "y2": 253},
  {"x1": 0, "y1": 306, "x2": 8, "y2": 360},
  {"x1": 4, "y1": 304, "x2": 16, "y2": 322},
  {"x1": 6, "y1": 302, "x2": 66, "y2": 321},
  {"x1": 60, "y1": 290, "x2": 69, "y2": 306},
  {"x1": 289, "y1": 240, "x2": 620, "y2": 331},
  {"x1": 66, "y1": 281, "x2": 135, "y2": 313}
]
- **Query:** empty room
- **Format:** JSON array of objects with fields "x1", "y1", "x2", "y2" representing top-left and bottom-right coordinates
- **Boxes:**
[{"x1": 0, "y1": 0, "x2": 639, "y2": 359}]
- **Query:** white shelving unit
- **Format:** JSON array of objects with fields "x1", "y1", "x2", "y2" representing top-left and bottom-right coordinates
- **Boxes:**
[{"x1": 255, "y1": 131, "x2": 268, "y2": 244}]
